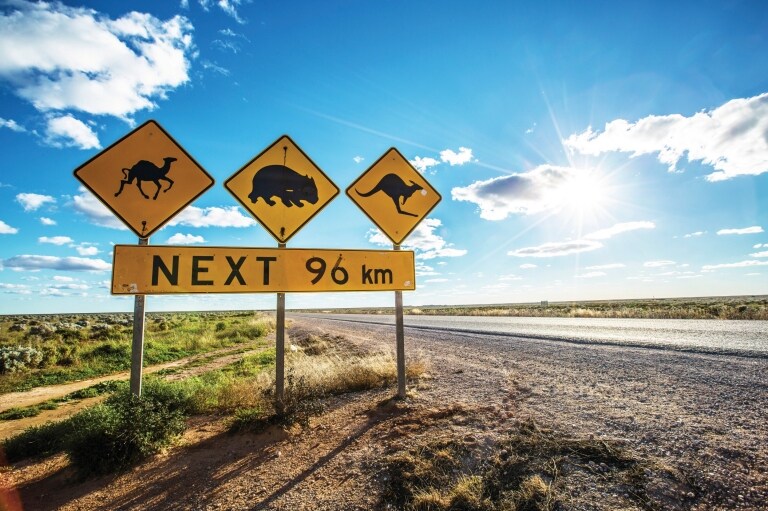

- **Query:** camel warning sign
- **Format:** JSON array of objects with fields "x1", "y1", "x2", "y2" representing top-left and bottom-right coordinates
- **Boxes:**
[
  {"x1": 346, "y1": 148, "x2": 441, "y2": 245},
  {"x1": 73, "y1": 120, "x2": 214, "y2": 238},
  {"x1": 225, "y1": 135, "x2": 339, "y2": 244}
]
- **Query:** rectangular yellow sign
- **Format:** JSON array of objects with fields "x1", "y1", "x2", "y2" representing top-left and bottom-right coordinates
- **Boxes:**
[{"x1": 112, "y1": 245, "x2": 415, "y2": 294}]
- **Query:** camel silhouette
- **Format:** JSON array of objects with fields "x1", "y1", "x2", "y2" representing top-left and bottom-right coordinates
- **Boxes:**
[
  {"x1": 115, "y1": 157, "x2": 177, "y2": 200},
  {"x1": 356, "y1": 173, "x2": 423, "y2": 217}
]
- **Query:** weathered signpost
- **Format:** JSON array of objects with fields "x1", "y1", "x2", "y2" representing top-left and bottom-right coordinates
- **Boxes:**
[
  {"x1": 74, "y1": 125, "x2": 437, "y2": 403},
  {"x1": 346, "y1": 148, "x2": 441, "y2": 397},
  {"x1": 224, "y1": 135, "x2": 339, "y2": 408},
  {"x1": 73, "y1": 120, "x2": 214, "y2": 396}
]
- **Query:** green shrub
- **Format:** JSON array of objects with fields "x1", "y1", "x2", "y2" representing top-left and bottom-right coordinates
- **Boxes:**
[
  {"x1": 3, "y1": 420, "x2": 74, "y2": 462},
  {"x1": 65, "y1": 379, "x2": 193, "y2": 476},
  {"x1": 0, "y1": 346, "x2": 43, "y2": 373}
]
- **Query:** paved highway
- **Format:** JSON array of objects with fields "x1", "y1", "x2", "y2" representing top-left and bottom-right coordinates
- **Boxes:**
[{"x1": 291, "y1": 313, "x2": 768, "y2": 357}]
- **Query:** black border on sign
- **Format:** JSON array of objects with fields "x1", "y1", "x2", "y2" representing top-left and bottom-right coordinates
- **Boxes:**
[
  {"x1": 111, "y1": 245, "x2": 415, "y2": 294},
  {"x1": 223, "y1": 134, "x2": 340, "y2": 244},
  {"x1": 345, "y1": 147, "x2": 442, "y2": 246},
  {"x1": 72, "y1": 119, "x2": 215, "y2": 239}
]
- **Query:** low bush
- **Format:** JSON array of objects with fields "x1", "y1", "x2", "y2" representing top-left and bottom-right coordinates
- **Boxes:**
[{"x1": 0, "y1": 346, "x2": 43, "y2": 374}]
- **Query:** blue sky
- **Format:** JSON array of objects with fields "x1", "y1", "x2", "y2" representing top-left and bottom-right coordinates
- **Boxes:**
[{"x1": 0, "y1": 0, "x2": 766, "y2": 314}]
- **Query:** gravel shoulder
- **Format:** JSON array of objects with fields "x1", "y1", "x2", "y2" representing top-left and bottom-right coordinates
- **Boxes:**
[{"x1": 2, "y1": 316, "x2": 766, "y2": 510}]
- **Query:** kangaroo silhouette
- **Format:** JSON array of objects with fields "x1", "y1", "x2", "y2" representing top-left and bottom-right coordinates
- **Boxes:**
[
  {"x1": 356, "y1": 173, "x2": 423, "y2": 217},
  {"x1": 115, "y1": 156, "x2": 176, "y2": 200}
]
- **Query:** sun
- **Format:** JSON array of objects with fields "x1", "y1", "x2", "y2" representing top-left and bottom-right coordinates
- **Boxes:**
[{"x1": 554, "y1": 169, "x2": 611, "y2": 216}]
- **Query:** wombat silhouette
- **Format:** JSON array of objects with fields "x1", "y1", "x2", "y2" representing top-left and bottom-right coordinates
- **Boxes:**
[
  {"x1": 356, "y1": 173, "x2": 424, "y2": 217},
  {"x1": 115, "y1": 156, "x2": 176, "y2": 200},
  {"x1": 248, "y1": 164, "x2": 318, "y2": 207}
]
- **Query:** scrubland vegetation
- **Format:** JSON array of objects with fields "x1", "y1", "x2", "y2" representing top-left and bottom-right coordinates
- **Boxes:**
[
  {"x1": 309, "y1": 295, "x2": 768, "y2": 320},
  {"x1": 0, "y1": 313, "x2": 427, "y2": 477}
]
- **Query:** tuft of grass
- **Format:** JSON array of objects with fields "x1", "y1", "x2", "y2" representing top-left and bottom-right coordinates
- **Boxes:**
[{"x1": 382, "y1": 419, "x2": 687, "y2": 511}]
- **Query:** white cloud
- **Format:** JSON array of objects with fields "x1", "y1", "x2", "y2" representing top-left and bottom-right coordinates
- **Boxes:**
[
  {"x1": 716, "y1": 226, "x2": 764, "y2": 235},
  {"x1": 0, "y1": 117, "x2": 25, "y2": 132},
  {"x1": 425, "y1": 278, "x2": 449, "y2": 283},
  {"x1": 519, "y1": 263, "x2": 537, "y2": 269},
  {"x1": 754, "y1": 243, "x2": 767, "y2": 249},
  {"x1": 39, "y1": 217, "x2": 56, "y2": 226},
  {"x1": 410, "y1": 156, "x2": 439, "y2": 174},
  {"x1": 75, "y1": 245, "x2": 99, "y2": 256},
  {"x1": 44, "y1": 115, "x2": 100, "y2": 149},
  {"x1": 168, "y1": 206, "x2": 256, "y2": 228},
  {"x1": 564, "y1": 92, "x2": 768, "y2": 181},
  {"x1": 53, "y1": 275, "x2": 74, "y2": 282},
  {"x1": 440, "y1": 147, "x2": 474, "y2": 166},
  {"x1": 683, "y1": 231, "x2": 706, "y2": 238},
  {"x1": 0, "y1": 283, "x2": 31, "y2": 294},
  {"x1": 2, "y1": 255, "x2": 111, "y2": 271},
  {"x1": 750, "y1": 251, "x2": 768, "y2": 258},
  {"x1": 499, "y1": 274, "x2": 522, "y2": 281},
  {"x1": 644, "y1": 260, "x2": 676, "y2": 268},
  {"x1": 367, "y1": 218, "x2": 467, "y2": 260},
  {"x1": 509, "y1": 240, "x2": 603, "y2": 258},
  {"x1": 0, "y1": 2, "x2": 194, "y2": 129},
  {"x1": 16, "y1": 193, "x2": 55, "y2": 211},
  {"x1": 702, "y1": 260, "x2": 768, "y2": 270},
  {"x1": 353, "y1": 156, "x2": 364, "y2": 164},
  {"x1": 38, "y1": 236, "x2": 73, "y2": 245},
  {"x1": 509, "y1": 221, "x2": 654, "y2": 258},
  {"x1": 585, "y1": 263, "x2": 625, "y2": 270},
  {"x1": 584, "y1": 221, "x2": 655, "y2": 240},
  {"x1": 71, "y1": 188, "x2": 127, "y2": 229},
  {"x1": 451, "y1": 165, "x2": 583, "y2": 220},
  {"x1": 0, "y1": 220, "x2": 19, "y2": 234},
  {"x1": 167, "y1": 233, "x2": 206, "y2": 244},
  {"x1": 576, "y1": 271, "x2": 606, "y2": 279}
]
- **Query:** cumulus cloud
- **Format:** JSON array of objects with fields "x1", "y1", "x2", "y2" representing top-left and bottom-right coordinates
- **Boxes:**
[
  {"x1": 367, "y1": 218, "x2": 467, "y2": 260},
  {"x1": 0, "y1": 283, "x2": 31, "y2": 294},
  {"x1": 410, "y1": 147, "x2": 474, "y2": 174},
  {"x1": 451, "y1": 165, "x2": 582, "y2": 220},
  {"x1": 519, "y1": 264, "x2": 537, "y2": 269},
  {"x1": 40, "y1": 217, "x2": 56, "y2": 226},
  {"x1": 167, "y1": 233, "x2": 206, "y2": 244},
  {"x1": 440, "y1": 147, "x2": 474, "y2": 166},
  {"x1": 353, "y1": 156, "x2": 364, "y2": 164},
  {"x1": 716, "y1": 226, "x2": 764, "y2": 235},
  {"x1": 410, "y1": 156, "x2": 440, "y2": 174},
  {"x1": 702, "y1": 260, "x2": 768, "y2": 270},
  {"x1": 38, "y1": 235, "x2": 73, "y2": 245},
  {"x1": 684, "y1": 231, "x2": 706, "y2": 238},
  {"x1": 750, "y1": 250, "x2": 768, "y2": 258},
  {"x1": 564, "y1": 92, "x2": 768, "y2": 181},
  {"x1": 2, "y1": 255, "x2": 111, "y2": 271},
  {"x1": 0, "y1": 220, "x2": 19, "y2": 234},
  {"x1": 16, "y1": 193, "x2": 55, "y2": 211},
  {"x1": 168, "y1": 206, "x2": 256, "y2": 228},
  {"x1": 75, "y1": 244, "x2": 99, "y2": 256},
  {"x1": 44, "y1": 115, "x2": 100, "y2": 149},
  {"x1": 71, "y1": 188, "x2": 127, "y2": 229},
  {"x1": 508, "y1": 221, "x2": 654, "y2": 258},
  {"x1": 0, "y1": 1, "x2": 194, "y2": 140}
]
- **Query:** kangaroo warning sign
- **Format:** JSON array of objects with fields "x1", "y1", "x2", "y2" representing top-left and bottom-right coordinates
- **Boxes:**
[
  {"x1": 73, "y1": 120, "x2": 214, "y2": 238},
  {"x1": 346, "y1": 148, "x2": 441, "y2": 245},
  {"x1": 225, "y1": 135, "x2": 339, "y2": 244},
  {"x1": 112, "y1": 245, "x2": 415, "y2": 294}
]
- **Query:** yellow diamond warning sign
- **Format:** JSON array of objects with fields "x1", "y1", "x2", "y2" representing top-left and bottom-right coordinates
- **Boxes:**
[
  {"x1": 225, "y1": 135, "x2": 339, "y2": 244},
  {"x1": 346, "y1": 147, "x2": 441, "y2": 245},
  {"x1": 73, "y1": 120, "x2": 214, "y2": 238}
]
